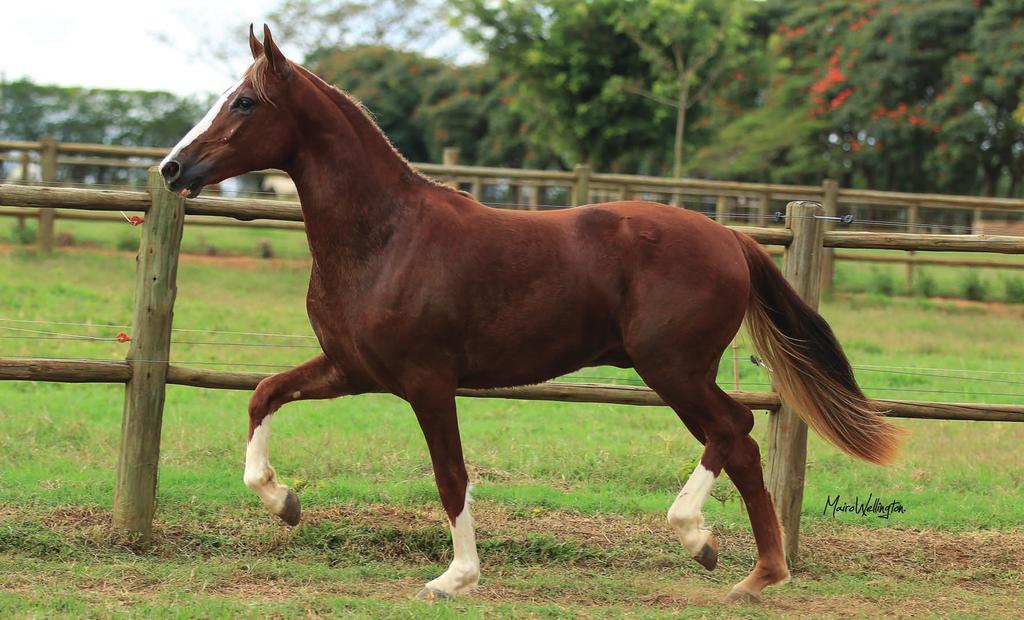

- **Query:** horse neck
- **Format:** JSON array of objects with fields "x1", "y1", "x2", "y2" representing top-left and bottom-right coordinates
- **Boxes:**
[{"x1": 286, "y1": 80, "x2": 421, "y2": 262}]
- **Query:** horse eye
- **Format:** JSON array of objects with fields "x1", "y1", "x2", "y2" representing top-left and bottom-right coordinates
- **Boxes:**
[{"x1": 234, "y1": 97, "x2": 255, "y2": 112}]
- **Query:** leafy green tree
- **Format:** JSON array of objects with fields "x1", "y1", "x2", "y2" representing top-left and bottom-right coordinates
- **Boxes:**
[
  {"x1": 929, "y1": 0, "x2": 1024, "y2": 195},
  {"x1": 692, "y1": 0, "x2": 991, "y2": 192},
  {"x1": 418, "y1": 64, "x2": 561, "y2": 168},
  {"x1": 308, "y1": 46, "x2": 448, "y2": 162},
  {"x1": 612, "y1": 0, "x2": 750, "y2": 177},
  {"x1": 0, "y1": 79, "x2": 206, "y2": 146},
  {"x1": 452, "y1": 0, "x2": 666, "y2": 170},
  {"x1": 269, "y1": 0, "x2": 448, "y2": 55},
  {"x1": 0, "y1": 78, "x2": 209, "y2": 184}
]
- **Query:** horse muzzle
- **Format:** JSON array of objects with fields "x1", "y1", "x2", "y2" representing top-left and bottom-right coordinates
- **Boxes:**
[{"x1": 160, "y1": 158, "x2": 209, "y2": 199}]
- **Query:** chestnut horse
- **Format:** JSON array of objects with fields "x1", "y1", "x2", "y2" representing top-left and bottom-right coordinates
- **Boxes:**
[{"x1": 161, "y1": 26, "x2": 901, "y2": 603}]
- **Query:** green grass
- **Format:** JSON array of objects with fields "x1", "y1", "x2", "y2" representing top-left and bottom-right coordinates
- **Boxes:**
[
  {"x1": 831, "y1": 248, "x2": 1024, "y2": 302},
  {"x1": 1, "y1": 227, "x2": 1022, "y2": 617}
]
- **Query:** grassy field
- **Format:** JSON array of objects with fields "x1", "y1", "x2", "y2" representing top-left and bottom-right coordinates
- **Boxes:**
[{"x1": 1, "y1": 218, "x2": 1023, "y2": 618}]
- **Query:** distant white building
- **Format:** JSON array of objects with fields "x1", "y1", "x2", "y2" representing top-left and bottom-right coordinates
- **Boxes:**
[
  {"x1": 2, "y1": 159, "x2": 41, "y2": 183},
  {"x1": 262, "y1": 173, "x2": 298, "y2": 197}
]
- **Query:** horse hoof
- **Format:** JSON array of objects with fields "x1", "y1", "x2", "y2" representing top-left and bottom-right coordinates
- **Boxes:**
[
  {"x1": 692, "y1": 536, "x2": 718, "y2": 571},
  {"x1": 725, "y1": 585, "x2": 762, "y2": 604},
  {"x1": 277, "y1": 488, "x2": 301, "y2": 527},
  {"x1": 415, "y1": 586, "x2": 450, "y2": 602}
]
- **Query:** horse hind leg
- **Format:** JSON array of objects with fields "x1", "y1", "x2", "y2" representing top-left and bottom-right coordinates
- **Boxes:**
[
  {"x1": 244, "y1": 355, "x2": 350, "y2": 525},
  {"x1": 640, "y1": 370, "x2": 788, "y2": 601},
  {"x1": 722, "y1": 434, "x2": 789, "y2": 603}
]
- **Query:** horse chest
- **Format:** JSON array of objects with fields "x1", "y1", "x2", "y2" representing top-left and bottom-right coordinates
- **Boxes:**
[{"x1": 305, "y1": 275, "x2": 447, "y2": 380}]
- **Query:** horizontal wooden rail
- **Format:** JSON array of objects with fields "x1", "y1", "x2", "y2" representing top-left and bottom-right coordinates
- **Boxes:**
[
  {"x1": 732, "y1": 225, "x2": 792, "y2": 246},
  {"x1": 0, "y1": 139, "x2": 43, "y2": 151},
  {"x1": 58, "y1": 142, "x2": 168, "y2": 158},
  {"x1": 840, "y1": 187, "x2": 1024, "y2": 211},
  {"x1": 417, "y1": 163, "x2": 575, "y2": 182},
  {"x1": 824, "y1": 231, "x2": 1024, "y2": 253},
  {"x1": 0, "y1": 206, "x2": 306, "y2": 231},
  {"x1": 183, "y1": 196, "x2": 303, "y2": 222},
  {"x1": 0, "y1": 184, "x2": 304, "y2": 221},
  {"x1": 765, "y1": 246, "x2": 1024, "y2": 270},
  {"x1": 0, "y1": 184, "x2": 150, "y2": 212},
  {"x1": 57, "y1": 156, "x2": 154, "y2": 169},
  {"x1": 590, "y1": 172, "x2": 822, "y2": 196},
  {"x1": 832, "y1": 251, "x2": 1024, "y2": 270},
  {"x1": 8, "y1": 183, "x2": 1024, "y2": 254},
  {"x1": 0, "y1": 184, "x2": 790, "y2": 242},
  {"x1": 0, "y1": 358, "x2": 131, "y2": 382},
  {"x1": 6, "y1": 139, "x2": 1024, "y2": 215},
  {"x1": 1, "y1": 357, "x2": 1021, "y2": 422}
]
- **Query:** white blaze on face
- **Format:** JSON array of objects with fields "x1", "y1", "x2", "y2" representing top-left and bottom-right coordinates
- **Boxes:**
[
  {"x1": 423, "y1": 487, "x2": 480, "y2": 596},
  {"x1": 667, "y1": 463, "x2": 716, "y2": 555},
  {"x1": 161, "y1": 79, "x2": 245, "y2": 168},
  {"x1": 243, "y1": 414, "x2": 289, "y2": 514}
]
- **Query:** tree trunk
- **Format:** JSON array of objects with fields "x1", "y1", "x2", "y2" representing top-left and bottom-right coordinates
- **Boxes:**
[
  {"x1": 1008, "y1": 156, "x2": 1022, "y2": 197},
  {"x1": 673, "y1": 85, "x2": 689, "y2": 178},
  {"x1": 982, "y1": 163, "x2": 999, "y2": 197}
]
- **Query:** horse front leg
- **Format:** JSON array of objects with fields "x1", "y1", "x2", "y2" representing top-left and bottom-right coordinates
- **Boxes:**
[
  {"x1": 244, "y1": 354, "x2": 350, "y2": 525},
  {"x1": 406, "y1": 384, "x2": 479, "y2": 600}
]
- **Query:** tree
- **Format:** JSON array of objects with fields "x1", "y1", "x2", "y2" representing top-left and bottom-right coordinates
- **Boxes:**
[
  {"x1": 0, "y1": 78, "x2": 209, "y2": 184},
  {"x1": 418, "y1": 64, "x2": 561, "y2": 168},
  {"x1": 613, "y1": 0, "x2": 749, "y2": 177},
  {"x1": 929, "y1": 0, "x2": 1024, "y2": 195},
  {"x1": 269, "y1": 0, "x2": 450, "y2": 57},
  {"x1": 308, "y1": 46, "x2": 448, "y2": 162},
  {"x1": 692, "y1": 0, "x2": 991, "y2": 192},
  {"x1": 452, "y1": 0, "x2": 666, "y2": 170}
]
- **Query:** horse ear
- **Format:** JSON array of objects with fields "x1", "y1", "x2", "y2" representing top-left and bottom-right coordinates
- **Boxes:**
[
  {"x1": 262, "y1": 24, "x2": 291, "y2": 78},
  {"x1": 249, "y1": 23, "x2": 264, "y2": 60}
]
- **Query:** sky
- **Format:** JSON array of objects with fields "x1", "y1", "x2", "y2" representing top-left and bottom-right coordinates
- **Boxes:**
[{"x1": 2, "y1": 1, "x2": 293, "y2": 98}]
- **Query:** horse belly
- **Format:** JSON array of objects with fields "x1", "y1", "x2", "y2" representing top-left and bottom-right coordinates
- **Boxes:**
[{"x1": 457, "y1": 298, "x2": 626, "y2": 389}]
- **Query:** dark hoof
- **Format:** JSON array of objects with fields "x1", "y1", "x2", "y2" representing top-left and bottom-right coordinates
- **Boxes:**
[
  {"x1": 277, "y1": 488, "x2": 301, "y2": 527},
  {"x1": 725, "y1": 585, "x2": 763, "y2": 604},
  {"x1": 415, "y1": 586, "x2": 450, "y2": 602},
  {"x1": 692, "y1": 536, "x2": 718, "y2": 571}
]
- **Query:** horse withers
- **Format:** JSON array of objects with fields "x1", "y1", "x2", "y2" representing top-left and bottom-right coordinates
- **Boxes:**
[{"x1": 160, "y1": 25, "x2": 902, "y2": 603}]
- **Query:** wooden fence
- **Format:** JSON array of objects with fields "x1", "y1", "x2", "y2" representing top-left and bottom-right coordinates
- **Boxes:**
[
  {"x1": 1, "y1": 171, "x2": 1023, "y2": 559},
  {"x1": 3, "y1": 139, "x2": 1024, "y2": 292}
]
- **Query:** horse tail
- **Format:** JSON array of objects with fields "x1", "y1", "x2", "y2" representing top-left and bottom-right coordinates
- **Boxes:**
[{"x1": 734, "y1": 231, "x2": 903, "y2": 465}]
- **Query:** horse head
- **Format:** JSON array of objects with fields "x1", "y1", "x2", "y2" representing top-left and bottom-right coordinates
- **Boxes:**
[{"x1": 160, "y1": 25, "x2": 299, "y2": 198}]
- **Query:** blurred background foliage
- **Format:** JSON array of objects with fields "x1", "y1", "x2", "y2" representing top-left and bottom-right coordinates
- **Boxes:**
[{"x1": 3, "y1": 0, "x2": 1024, "y2": 196}]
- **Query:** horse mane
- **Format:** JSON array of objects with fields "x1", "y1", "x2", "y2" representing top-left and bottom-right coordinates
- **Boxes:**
[{"x1": 245, "y1": 57, "x2": 467, "y2": 197}]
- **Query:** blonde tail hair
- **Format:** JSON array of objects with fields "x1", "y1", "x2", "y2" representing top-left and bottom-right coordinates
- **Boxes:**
[{"x1": 735, "y1": 231, "x2": 904, "y2": 465}]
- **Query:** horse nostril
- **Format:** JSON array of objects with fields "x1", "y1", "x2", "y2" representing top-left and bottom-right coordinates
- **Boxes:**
[{"x1": 161, "y1": 160, "x2": 181, "y2": 183}]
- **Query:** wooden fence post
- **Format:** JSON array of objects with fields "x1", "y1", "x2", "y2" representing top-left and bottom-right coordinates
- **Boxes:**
[
  {"x1": 573, "y1": 164, "x2": 591, "y2": 207},
  {"x1": 441, "y1": 147, "x2": 460, "y2": 187},
  {"x1": 820, "y1": 179, "x2": 839, "y2": 296},
  {"x1": 16, "y1": 150, "x2": 30, "y2": 232},
  {"x1": 765, "y1": 200, "x2": 825, "y2": 565},
  {"x1": 760, "y1": 190, "x2": 772, "y2": 220},
  {"x1": 442, "y1": 147, "x2": 460, "y2": 166},
  {"x1": 38, "y1": 137, "x2": 58, "y2": 253},
  {"x1": 906, "y1": 202, "x2": 920, "y2": 291},
  {"x1": 112, "y1": 167, "x2": 185, "y2": 541},
  {"x1": 715, "y1": 194, "x2": 728, "y2": 224}
]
